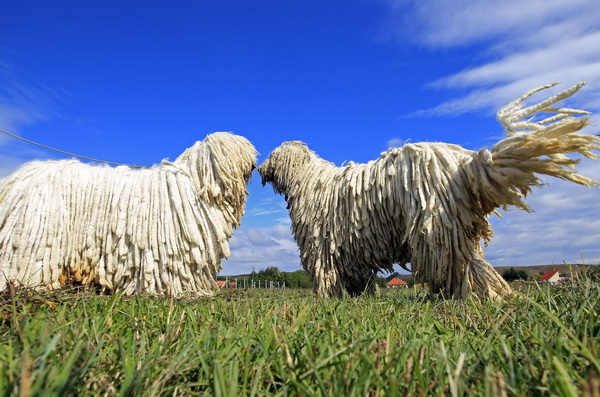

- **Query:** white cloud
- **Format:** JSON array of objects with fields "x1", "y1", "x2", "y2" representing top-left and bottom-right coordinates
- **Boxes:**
[
  {"x1": 386, "y1": 137, "x2": 404, "y2": 148},
  {"x1": 484, "y1": 160, "x2": 600, "y2": 266},
  {"x1": 220, "y1": 223, "x2": 302, "y2": 275},
  {"x1": 382, "y1": 0, "x2": 600, "y2": 120}
]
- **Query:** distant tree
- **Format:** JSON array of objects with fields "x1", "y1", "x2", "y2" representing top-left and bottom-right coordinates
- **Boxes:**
[
  {"x1": 501, "y1": 267, "x2": 529, "y2": 282},
  {"x1": 257, "y1": 266, "x2": 282, "y2": 282},
  {"x1": 386, "y1": 272, "x2": 401, "y2": 282},
  {"x1": 247, "y1": 267, "x2": 313, "y2": 288},
  {"x1": 375, "y1": 277, "x2": 387, "y2": 288},
  {"x1": 283, "y1": 270, "x2": 312, "y2": 288}
]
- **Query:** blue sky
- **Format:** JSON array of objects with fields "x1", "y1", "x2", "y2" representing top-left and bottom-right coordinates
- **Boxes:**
[{"x1": 1, "y1": 0, "x2": 599, "y2": 275}]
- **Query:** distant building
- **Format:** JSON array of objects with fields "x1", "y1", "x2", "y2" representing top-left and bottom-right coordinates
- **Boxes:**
[
  {"x1": 386, "y1": 277, "x2": 408, "y2": 288},
  {"x1": 538, "y1": 269, "x2": 561, "y2": 284},
  {"x1": 216, "y1": 280, "x2": 234, "y2": 288}
]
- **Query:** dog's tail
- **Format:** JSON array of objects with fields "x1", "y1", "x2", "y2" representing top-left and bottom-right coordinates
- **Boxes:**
[{"x1": 469, "y1": 82, "x2": 599, "y2": 217}]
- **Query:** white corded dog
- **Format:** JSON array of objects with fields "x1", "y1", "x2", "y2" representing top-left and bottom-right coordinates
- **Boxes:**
[
  {"x1": 259, "y1": 83, "x2": 599, "y2": 299},
  {"x1": 0, "y1": 132, "x2": 257, "y2": 296}
]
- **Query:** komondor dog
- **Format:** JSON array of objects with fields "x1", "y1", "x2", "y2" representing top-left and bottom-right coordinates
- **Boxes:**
[
  {"x1": 259, "y1": 83, "x2": 599, "y2": 299},
  {"x1": 0, "y1": 132, "x2": 257, "y2": 296}
]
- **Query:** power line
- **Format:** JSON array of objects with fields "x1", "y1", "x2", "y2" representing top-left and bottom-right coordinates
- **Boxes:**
[{"x1": 0, "y1": 128, "x2": 149, "y2": 169}]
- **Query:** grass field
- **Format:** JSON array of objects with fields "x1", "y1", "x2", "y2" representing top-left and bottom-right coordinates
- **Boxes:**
[{"x1": 1, "y1": 279, "x2": 599, "y2": 396}]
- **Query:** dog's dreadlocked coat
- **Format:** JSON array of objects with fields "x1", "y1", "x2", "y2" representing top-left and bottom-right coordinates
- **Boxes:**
[
  {"x1": 259, "y1": 83, "x2": 599, "y2": 299},
  {"x1": 0, "y1": 132, "x2": 257, "y2": 296}
]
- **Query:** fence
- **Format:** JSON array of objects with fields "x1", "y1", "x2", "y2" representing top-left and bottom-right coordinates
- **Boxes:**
[{"x1": 216, "y1": 278, "x2": 286, "y2": 289}]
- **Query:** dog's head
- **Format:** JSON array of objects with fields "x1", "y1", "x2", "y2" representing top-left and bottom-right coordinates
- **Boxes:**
[{"x1": 258, "y1": 141, "x2": 314, "y2": 195}]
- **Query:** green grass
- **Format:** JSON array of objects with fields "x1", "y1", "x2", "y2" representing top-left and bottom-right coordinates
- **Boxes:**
[{"x1": 1, "y1": 280, "x2": 599, "y2": 396}]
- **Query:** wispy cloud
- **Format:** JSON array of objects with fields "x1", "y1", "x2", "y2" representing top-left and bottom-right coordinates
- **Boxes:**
[
  {"x1": 382, "y1": 0, "x2": 600, "y2": 122},
  {"x1": 0, "y1": 62, "x2": 63, "y2": 176},
  {"x1": 0, "y1": 63, "x2": 59, "y2": 137},
  {"x1": 384, "y1": 0, "x2": 597, "y2": 48},
  {"x1": 245, "y1": 196, "x2": 290, "y2": 224}
]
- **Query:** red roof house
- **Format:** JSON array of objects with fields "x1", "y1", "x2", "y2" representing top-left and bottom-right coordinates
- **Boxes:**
[
  {"x1": 386, "y1": 277, "x2": 408, "y2": 288},
  {"x1": 538, "y1": 269, "x2": 561, "y2": 284},
  {"x1": 216, "y1": 280, "x2": 232, "y2": 288}
]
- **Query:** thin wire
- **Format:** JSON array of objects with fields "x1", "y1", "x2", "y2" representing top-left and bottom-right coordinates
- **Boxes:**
[{"x1": 0, "y1": 128, "x2": 149, "y2": 169}]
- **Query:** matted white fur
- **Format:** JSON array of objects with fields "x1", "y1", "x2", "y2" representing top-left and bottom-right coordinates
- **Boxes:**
[
  {"x1": 259, "y1": 83, "x2": 599, "y2": 299},
  {"x1": 0, "y1": 132, "x2": 257, "y2": 296}
]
